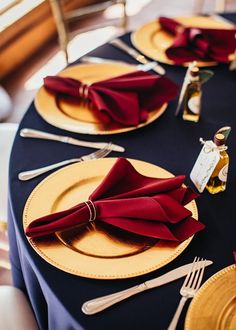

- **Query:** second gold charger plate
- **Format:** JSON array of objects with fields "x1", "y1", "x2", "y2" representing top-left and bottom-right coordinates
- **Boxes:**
[
  {"x1": 185, "y1": 264, "x2": 236, "y2": 330},
  {"x1": 23, "y1": 158, "x2": 198, "y2": 279},
  {"x1": 131, "y1": 16, "x2": 235, "y2": 67},
  {"x1": 35, "y1": 63, "x2": 167, "y2": 135}
]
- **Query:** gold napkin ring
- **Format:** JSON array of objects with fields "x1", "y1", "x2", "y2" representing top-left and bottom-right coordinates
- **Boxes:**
[
  {"x1": 84, "y1": 200, "x2": 96, "y2": 222},
  {"x1": 79, "y1": 83, "x2": 89, "y2": 100}
]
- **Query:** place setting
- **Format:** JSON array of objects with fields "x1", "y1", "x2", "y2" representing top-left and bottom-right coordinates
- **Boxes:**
[
  {"x1": 17, "y1": 51, "x2": 180, "y2": 181},
  {"x1": 23, "y1": 157, "x2": 203, "y2": 278},
  {"x1": 131, "y1": 14, "x2": 236, "y2": 67},
  {"x1": 34, "y1": 61, "x2": 177, "y2": 135}
]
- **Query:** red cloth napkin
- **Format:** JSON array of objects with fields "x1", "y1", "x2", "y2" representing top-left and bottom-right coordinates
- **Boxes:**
[
  {"x1": 25, "y1": 158, "x2": 205, "y2": 241},
  {"x1": 44, "y1": 70, "x2": 178, "y2": 126},
  {"x1": 159, "y1": 16, "x2": 236, "y2": 64}
]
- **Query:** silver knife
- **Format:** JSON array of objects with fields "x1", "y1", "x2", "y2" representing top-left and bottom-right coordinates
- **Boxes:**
[
  {"x1": 109, "y1": 38, "x2": 166, "y2": 75},
  {"x1": 81, "y1": 259, "x2": 213, "y2": 315},
  {"x1": 81, "y1": 56, "x2": 158, "y2": 72},
  {"x1": 20, "y1": 128, "x2": 125, "y2": 152}
]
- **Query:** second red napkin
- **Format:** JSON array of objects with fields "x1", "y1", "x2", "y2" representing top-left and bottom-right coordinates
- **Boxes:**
[{"x1": 44, "y1": 70, "x2": 178, "y2": 126}]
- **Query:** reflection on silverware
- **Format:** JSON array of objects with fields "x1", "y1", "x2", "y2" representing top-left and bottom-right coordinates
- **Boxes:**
[
  {"x1": 81, "y1": 56, "x2": 131, "y2": 66},
  {"x1": 81, "y1": 56, "x2": 158, "y2": 72},
  {"x1": 20, "y1": 128, "x2": 125, "y2": 152},
  {"x1": 109, "y1": 38, "x2": 166, "y2": 75},
  {"x1": 81, "y1": 259, "x2": 212, "y2": 315},
  {"x1": 18, "y1": 143, "x2": 112, "y2": 181},
  {"x1": 167, "y1": 257, "x2": 207, "y2": 330}
]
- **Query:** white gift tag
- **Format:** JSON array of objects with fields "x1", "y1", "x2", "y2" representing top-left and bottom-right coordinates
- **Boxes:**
[{"x1": 190, "y1": 140, "x2": 220, "y2": 193}]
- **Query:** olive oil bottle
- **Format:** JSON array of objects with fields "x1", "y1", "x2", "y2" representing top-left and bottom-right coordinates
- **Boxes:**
[
  {"x1": 206, "y1": 133, "x2": 229, "y2": 194},
  {"x1": 182, "y1": 65, "x2": 202, "y2": 122}
]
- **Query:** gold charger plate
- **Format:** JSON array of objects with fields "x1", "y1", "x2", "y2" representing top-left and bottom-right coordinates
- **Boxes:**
[
  {"x1": 34, "y1": 63, "x2": 167, "y2": 135},
  {"x1": 185, "y1": 264, "x2": 236, "y2": 330},
  {"x1": 23, "y1": 158, "x2": 198, "y2": 279},
  {"x1": 131, "y1": 16, "x2": 235, "y2": 67}
]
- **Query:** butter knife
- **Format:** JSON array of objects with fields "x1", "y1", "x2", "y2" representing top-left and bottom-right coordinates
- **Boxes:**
[
  {"x1": 109, "y1": 38, "x2": 166, "y2": 75},
  {"x1": 81, "y1": 56, "x2": 158, "y2": 72},
  {"x1": 20, "y1": 128, "x2": 125, "y2": 152},
  {"x1": 81, "y1": 259, "x2": 212, "y2": 315}
]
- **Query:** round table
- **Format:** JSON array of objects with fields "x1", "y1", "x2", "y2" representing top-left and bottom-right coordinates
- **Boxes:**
[{"x1": 8, "y1": 23, "x2": 236, "y2": 330}]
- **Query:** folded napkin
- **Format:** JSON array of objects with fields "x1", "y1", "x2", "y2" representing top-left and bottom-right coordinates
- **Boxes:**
[
  {"x1": 44, "y1": 70, "x2": 178, "y2": 126},
  {"x1": 159, "y1": 16, "x2": 236, "y2": 64},
  {"x1": 25, "y1": 158, "x2": 204, "y2": 241}
]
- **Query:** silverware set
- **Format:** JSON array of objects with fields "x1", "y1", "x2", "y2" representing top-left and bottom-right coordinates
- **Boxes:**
[
  {"x1": 81, "y1": 56, "x2": 159, "y2": 72},
  {"x1": 109, "y1": 38, "x2": 166, "y2": 75},
  {"x1": 18, "y1": 142, "x2": 113, "y2": 181},
  {"x1": 82, "y1": 258, "x2": 210, "y2": 316},
  {"x1": 18, "y1": 128, "x2": 124, "y2": 180},
  {"x1": 81, "y1": 256, "x2": 209, "y2": 329},
  {"x1": 20, "y1": 128, "x2": 124, "y2": 152},
  {"x1": 81, "y1": 38, "x2": 166, "y2": 75},
  {"x1": 167, "y1": 257, "x2": 207, "y2": 330}
]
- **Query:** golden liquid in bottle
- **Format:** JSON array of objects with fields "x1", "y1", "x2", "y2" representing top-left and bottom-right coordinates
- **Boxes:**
[
  {"x1": 206, "y1": 149, "x2": 229, "y2": 194},
  {"x1": 183, "y1": 80, "x2": 202, "y2": 122}
]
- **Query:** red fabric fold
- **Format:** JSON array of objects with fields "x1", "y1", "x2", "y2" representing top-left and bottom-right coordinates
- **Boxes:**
[
  {"x1": 44, "y1": 70, "x2": 178, "y2": 126},
  {"x1": 159, "y1": 16, "x2": 236, "y2": 64},
  {"x1": 25, "y1": 158, "x2": 205, "y2": 242}
]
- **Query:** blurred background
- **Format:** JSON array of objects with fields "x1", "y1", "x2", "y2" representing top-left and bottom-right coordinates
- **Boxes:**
[{"x1": 1, "y1": 0, "x2": 236, "y2": 124}]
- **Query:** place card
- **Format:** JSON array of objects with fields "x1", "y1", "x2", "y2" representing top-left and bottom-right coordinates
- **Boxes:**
[{"x1": 190, "y1": 140, "x2": 220, "y2": 193}]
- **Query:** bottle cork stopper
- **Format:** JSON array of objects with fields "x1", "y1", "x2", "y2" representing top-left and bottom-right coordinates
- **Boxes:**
[
  {"x1": 214, "y1": 133, "x2": 225, "y2": 146},
  {"x1": 190, "y1": 66, "x2": 199, "y2": 77}
]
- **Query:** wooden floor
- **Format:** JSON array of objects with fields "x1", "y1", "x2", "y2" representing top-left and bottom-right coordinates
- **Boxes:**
[{"x1": 1, "y1": 0, "x2": 226, "y2": 123}]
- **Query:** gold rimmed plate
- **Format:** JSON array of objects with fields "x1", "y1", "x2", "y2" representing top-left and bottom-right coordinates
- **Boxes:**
[
  {"x1": 185, "y1": 264, "x2": 236, "y2": 330},
  {"x1": 23, "y1": 158, "x2": 198, "y2": 279},
  {"x1": 34, "y1": 63, "x2": 167, "y2": 135},
  {"x1": 131, "y1": 16, "x2": 235, "y2": 67}
]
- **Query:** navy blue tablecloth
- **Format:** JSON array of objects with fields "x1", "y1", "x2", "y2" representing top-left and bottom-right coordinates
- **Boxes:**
[{"x1": 8, "y1": 15, "x2": 236, "y2": 330}]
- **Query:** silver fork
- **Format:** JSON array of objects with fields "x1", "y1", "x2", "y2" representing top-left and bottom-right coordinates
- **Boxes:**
[
  {"x1": 167, "y1": 257, "x2": 206, "y2": 330},
  {"x1": 18, "y1": 143, "x2": 112, "y2": 181}
]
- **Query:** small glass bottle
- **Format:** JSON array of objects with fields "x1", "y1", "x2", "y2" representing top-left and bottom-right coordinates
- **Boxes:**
[
  {"x1": 206, "y1": 133, "x2": 229, "y2": 194},
  {"x1": 182, "y1": 65, "x2": 202, "y2": 122}
]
